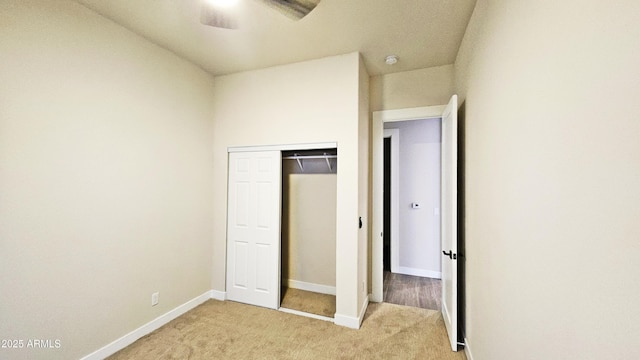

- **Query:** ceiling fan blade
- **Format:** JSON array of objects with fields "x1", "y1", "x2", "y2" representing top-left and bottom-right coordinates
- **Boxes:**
[
  {"x1": 256, "y1": 0, "x2": 320, "y2": 20},
  {"x1": 200, "y1": 4, "x2": 239, "y2": 29},
  {"x1": 200, "y1": 0, "x2": 320, "y2": 29}
]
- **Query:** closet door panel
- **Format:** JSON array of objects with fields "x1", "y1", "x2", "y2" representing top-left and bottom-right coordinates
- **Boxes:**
[
  {"x1": 256, "y1": 182, "x2": 272, "y2": 228},
  {"x1": 235, "y1": 182, "x2": 250, "y2": 227},
  {"x1": 233, "y1": 241, "x2": 248, "y2": 289},
  {"x1": 255, "y1": 244, "x2": 270, "y2": 292}
]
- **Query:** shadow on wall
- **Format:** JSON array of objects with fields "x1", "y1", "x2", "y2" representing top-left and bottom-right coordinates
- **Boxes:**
[{"x1": 457, "y1": 100, "x2": 466, "y2": 343}]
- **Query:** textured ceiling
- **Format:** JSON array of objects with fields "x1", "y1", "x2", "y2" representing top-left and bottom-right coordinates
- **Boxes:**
[{"x1": 75, "y1": 0, "x2": 477, "y2": 76}]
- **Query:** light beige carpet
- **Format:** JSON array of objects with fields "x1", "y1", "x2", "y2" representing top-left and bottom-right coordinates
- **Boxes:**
[
  {"x1": 280, "y1": 287, "x2": 336, "y2": 318},
  {"x1": 108, "y1": 300, "x2": 466, "y2": 360}
]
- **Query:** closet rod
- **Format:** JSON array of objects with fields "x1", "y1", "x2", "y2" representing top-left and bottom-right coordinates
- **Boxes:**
[
  {"x1": 283, "y1": 154, "x2": 337, "y2": 172},
  {"x1": 282, "y1": 155, "x2": 337, "y2": 160}
]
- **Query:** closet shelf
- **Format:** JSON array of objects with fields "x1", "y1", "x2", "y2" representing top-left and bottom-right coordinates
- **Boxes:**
[{"x1": 283, "y1": 153, "x2": 337, "y2": 172}]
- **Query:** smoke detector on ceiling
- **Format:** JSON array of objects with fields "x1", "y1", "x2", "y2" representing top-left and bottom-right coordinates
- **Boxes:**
[{"x1": 385, "y1": 55, "x2": 398, "y2": 65}]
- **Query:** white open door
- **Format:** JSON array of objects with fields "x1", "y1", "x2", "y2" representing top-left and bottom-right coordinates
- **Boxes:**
[
  {"x1": 441, "y1": 94, "x2": 458, "y2": 351},
  {"x1": 227, "y1": 151, "x2": 281, "y2": 309}
]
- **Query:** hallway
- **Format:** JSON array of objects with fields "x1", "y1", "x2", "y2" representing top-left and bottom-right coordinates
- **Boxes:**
[{"x1": 383, "y1": 271, "x2": 441, "y2": 311}]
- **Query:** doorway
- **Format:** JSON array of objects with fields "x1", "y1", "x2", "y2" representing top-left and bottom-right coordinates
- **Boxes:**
[
  {"x1": 382, "y1": 120, "x2": 442, "y2": 311},
  {"x1": 371, "y1": 105, "x2": 447, "y2": 303},
  {"x1": 372, "y1": 96, "x2": 461, "y2": 351}
]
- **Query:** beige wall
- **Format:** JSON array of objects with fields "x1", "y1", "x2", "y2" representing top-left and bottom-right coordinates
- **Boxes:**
[
  {"x1": 211, "y1": 53, "x2": 365, "y2": 321},
  {"x1": 0, "y1": 1, "x2": 215, "y2": 359},
  {"x1": 283, "y1": 173, "x2": 337, "y2": 288},
  {"x1": 370, "y1": 65, "x2": 454, "y2": 111},
  {"x1": 455, "y1": 1, "x2": 640, "y2": 359}
]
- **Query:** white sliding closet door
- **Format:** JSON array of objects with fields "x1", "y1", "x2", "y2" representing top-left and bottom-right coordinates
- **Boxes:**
[{"x1": 226, "y1": 151, "x2": 281, "y2": 309}]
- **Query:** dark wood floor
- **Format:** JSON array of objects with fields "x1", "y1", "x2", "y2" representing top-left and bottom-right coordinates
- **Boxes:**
[{"x1": 383, "y1": 271, "x2": 442, "y2": 311}]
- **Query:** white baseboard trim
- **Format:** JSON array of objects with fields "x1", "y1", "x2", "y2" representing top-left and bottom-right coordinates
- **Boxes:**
[
  {"x1": 285, "y1": 279, "x2": 336, "y2": 296},
  {"x1": 334, "y1": 295, "x2": 369, "y2": 329},
  {"x1": 396, "y1": 266, "x2": 441, "y2": 279},
  {"x1": 464, "y1": 337, "x2": 474, "y2": 360},
  {"x1": 358, "y1": 295, "x2": 369, "y2": 326},
  {"x1": 81, "y1": 291, "x2": 212, "y2": 360},
  {"x1": 334, "y1": 313, "x2": 360, "y2": 329},
  {"x1": 210, "y1": 289, "x2": 226, "y2": 301},
  {"x1": 278, "y1": 307, "x2": 334, "y2": 323},
  {"x1": 369, "y1": 292, "x2": 382, "y2": 303}
]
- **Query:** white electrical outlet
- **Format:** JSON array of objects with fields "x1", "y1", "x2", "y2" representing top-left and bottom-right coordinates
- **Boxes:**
[{"x1": 151, "y1": 292, "x2": 159, "y2": 306}]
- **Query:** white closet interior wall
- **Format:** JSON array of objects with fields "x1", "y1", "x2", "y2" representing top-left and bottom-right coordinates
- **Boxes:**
[{"x1": 282, "y1": 149, "x2": 337, "y2": 294}]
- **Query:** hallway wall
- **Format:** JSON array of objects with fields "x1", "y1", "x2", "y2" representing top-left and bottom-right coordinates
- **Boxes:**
[{"x1": 455, "y1": 1, "x2": 640, "y2": 359}]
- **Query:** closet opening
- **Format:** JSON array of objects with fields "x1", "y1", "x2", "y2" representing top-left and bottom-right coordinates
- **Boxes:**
[{"x1": 280, "y1": 148, "x2": 337, "y2": 320}]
